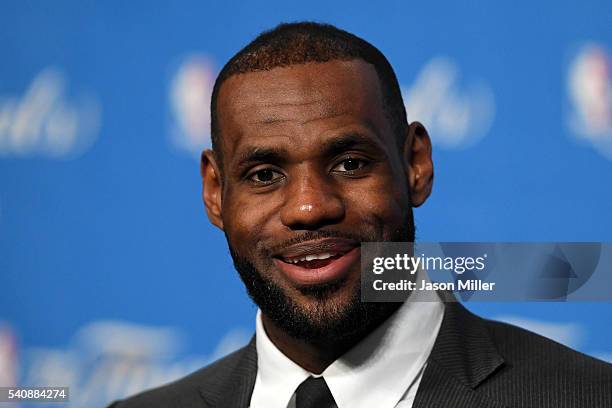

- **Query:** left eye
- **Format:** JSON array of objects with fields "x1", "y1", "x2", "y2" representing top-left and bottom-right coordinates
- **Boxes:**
[
  {"x1": 249, "y1": 168, "x2": 284, "y2": 184},
  {"x1": 332, "y1": 158, "x2": 368, "y2": 173}
]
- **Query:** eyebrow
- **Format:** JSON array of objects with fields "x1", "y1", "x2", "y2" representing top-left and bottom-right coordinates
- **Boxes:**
[
  {"x1": 233, "y1": 132, "x2": 386, "y2": 174},
  {"x1": 234, "y1": 146, "x2": 289, "y2": 172},
  {"x1": 320, "y1": 132, "x2": 386, "y2": 158}
]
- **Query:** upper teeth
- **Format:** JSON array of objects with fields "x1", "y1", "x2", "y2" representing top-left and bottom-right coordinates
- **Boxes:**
[{"x1": 284, "y1": 252, "x2": 339, "y2": 264}]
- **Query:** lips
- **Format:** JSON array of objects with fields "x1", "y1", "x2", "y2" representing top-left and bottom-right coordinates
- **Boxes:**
[{"x1": 273, "y1": 238, "x2": 361, "y2": 286}]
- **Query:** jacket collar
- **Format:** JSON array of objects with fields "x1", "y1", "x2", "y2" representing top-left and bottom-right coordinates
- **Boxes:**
[
  {"x1": 199, "y1": 337, "x2": 258, "y2": 408},
  {"x1": 199, "y1": 296, "x2": 506, "y2": 408},
  {"x1": 412, "y1": 294, "x2": 506, "y2": 408}
]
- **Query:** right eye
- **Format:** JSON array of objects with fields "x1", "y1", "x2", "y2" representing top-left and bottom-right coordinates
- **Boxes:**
[{"x1": 248, "y1": 168, "x2": 284, "y2": 185}]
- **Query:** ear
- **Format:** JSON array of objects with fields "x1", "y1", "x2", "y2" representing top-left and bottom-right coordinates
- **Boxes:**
[
  {"x1": 403, "y1": 121, "x2": 434, "y2": 207},
  {"x1": 201, "y1": 149, "x2": 224, "y2": 230}
]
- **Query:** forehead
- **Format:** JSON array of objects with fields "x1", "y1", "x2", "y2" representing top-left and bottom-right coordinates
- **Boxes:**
[{"x1": 215, "y1": 59, "x2": 391, "y2": 159}]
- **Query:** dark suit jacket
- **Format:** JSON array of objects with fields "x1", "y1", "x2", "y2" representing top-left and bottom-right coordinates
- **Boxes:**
[{"x1": 108, "y1": 301, "x2": 612, "y2": 407}]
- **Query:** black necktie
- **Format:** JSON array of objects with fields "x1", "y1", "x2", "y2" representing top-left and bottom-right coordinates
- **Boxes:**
[{"x1": 295, "y1": 376, "x2": 338, "y2": 408}]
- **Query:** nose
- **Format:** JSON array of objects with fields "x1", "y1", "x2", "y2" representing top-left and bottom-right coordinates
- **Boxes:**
[{"x1": 280, "y1": 169, "x2": 345, "y2": 230}]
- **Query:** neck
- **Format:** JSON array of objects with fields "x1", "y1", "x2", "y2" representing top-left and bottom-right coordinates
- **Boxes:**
[
  {"x1": 260, "y1": 302, "x2": 402, "y2": 374},
  {"x1": 261, "y1": 314, "x2": 360, "y2": 374}
]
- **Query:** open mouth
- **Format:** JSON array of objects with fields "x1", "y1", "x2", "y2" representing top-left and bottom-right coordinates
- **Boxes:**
[
  {"x1": 272, "y1": 239, "x2": 361, "y2": 286},
  {"x1": 280, "y1": 251, "x2": 346, "y2": 269}
]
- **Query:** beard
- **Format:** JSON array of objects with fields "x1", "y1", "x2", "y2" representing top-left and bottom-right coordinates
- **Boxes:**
[{"x1": 227, "y1": 211, "x2": 415, "y2": 346}]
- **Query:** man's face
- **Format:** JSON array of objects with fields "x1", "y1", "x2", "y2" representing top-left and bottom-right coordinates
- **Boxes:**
[{"x1": 204, "y1": 60, "x2": 430, "y2": 342}]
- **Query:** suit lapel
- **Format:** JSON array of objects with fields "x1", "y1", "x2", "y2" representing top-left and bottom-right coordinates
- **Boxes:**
[
  {"x1": 199, "y1": 337, "x2": 258, "y2": 408},
  {"x1": 413, "y1": 297, "x2": 506, "y2": 408},
  {"x1": 412, "y1": 360, "x2": 505, "y2": 408},
  {"x1": 197, "y1": 298, "x2": 506, "y2": 408}
]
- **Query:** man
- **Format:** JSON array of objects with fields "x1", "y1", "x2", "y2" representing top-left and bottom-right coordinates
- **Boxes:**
[{"x1": 110, "y1": 22, "x2": 612, "y2": 408}]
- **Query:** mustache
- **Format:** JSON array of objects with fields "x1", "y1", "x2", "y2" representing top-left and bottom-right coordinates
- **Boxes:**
[{"x1": 261, "y1": 229, "x2": 378, "y2": 257}]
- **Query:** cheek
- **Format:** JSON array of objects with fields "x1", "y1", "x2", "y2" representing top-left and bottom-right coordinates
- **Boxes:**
[
  {"x1": 221, "y1": 188, "x2": 279, "y2": 255},
  {"x1": 348, "y1": 192, "x2": 406, "y2": 238},
  {"x1": 345, "y1": 174, "x2": 409, "y2": 228}
]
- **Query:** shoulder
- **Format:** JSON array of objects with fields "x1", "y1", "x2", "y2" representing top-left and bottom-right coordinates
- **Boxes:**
[
  {"x1": 485, "y1": 316, "x2": 611, "y2": 372},
  {"x1": 481, "y1": 316, "x2": 612, "y2": 399},
  {"x1": 107, "y1": 342, "x2": 253, "y2": 408}
]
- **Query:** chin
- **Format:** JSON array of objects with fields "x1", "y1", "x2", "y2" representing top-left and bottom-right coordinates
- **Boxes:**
[{"x1": 294, "y1": 284, "x2": 357, "y2": 319}]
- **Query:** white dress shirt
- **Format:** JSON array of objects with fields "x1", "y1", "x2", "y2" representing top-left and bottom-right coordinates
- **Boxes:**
[{"x1": 249, "y1": 279, "x2": 444, "y2": 408}]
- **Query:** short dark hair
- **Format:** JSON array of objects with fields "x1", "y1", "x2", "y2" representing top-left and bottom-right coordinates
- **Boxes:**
[{"x1": 210, "y1": 21, "x2": 408, "y2": 162}]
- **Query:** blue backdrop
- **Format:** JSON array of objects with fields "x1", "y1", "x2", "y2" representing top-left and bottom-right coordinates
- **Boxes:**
[{"x1": 1, "y1": 1, "x2": 611, "y2": 406}]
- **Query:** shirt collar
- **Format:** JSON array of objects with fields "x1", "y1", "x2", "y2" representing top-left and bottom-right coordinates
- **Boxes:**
[
  {"x1": 252, "y1": 309, "x2": 311, "y2": 408},
  {"x1": 251, "y1": 274, "x2": 444, "y2": 408}
]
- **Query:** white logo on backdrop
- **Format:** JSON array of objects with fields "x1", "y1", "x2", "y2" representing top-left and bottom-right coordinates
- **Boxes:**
[
  {"x1": 168, "y1": 55, "x2": 495, "y2": 157},
  {"x1": 0, "y1": 324, "x2": 17, "y2": 386},
  {"x1": 0, "y1": 320, "x2": 250, "y2": 407},
  {"x1": 402, "y1": 57, "x2": 495, "y2": 149},
  {"x1": 0, "y1": 68, "x2": 101, "y2": 158},
  {"x1": 567, "y1": 43, "x2": 612, "y2": 160},
  {"x1": 0, "y1": 316, "x2": 610, "y2": 406},
  {"x1": 169, "y1": 55, "x2": 216, "y2": 156}
]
